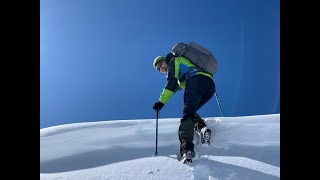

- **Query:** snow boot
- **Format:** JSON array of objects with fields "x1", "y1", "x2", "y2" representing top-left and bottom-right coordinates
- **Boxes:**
[
  {"x1": 181, "y1": 150, "x2": 195, "y2": 164},
  {"x1": 197, "y1": 126, "x2": 211, "y2": 145}
]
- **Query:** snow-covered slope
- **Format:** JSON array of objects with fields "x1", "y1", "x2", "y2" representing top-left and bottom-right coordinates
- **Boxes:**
[{"x1": 40, "y1": 114, "x2": 280, "y2": 180}]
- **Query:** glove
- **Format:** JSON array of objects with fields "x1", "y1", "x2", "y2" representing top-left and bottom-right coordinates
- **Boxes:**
[{"x1": 153, "y1": 101, "x2": 164, "y2": 111}]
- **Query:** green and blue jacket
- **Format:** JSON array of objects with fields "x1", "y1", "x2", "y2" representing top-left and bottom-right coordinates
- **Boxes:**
[{"x1": 159, "y1": 56, "x2": 213, "y2": 104}]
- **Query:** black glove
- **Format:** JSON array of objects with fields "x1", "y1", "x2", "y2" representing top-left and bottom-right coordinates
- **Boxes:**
[{"x1": 153, "y1": 101, "x2": 164, "y2": 111}]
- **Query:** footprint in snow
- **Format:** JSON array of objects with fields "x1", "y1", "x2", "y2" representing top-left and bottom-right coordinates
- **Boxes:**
[{"x1": 147, "y1": 169, "x2": 160, "y2": 174}]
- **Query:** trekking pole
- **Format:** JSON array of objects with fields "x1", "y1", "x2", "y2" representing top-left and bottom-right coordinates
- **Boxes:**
[
  {"x1": 215, "y1": 91, "x2": 224, "y2": 117},
  {"x1": 155, "y1": 110, "x2": 159, "y2": 156}
]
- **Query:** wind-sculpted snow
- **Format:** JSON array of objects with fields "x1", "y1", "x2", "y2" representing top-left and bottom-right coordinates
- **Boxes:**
[{"x1": 40, "y1": 114, "x2": 280, "y2": 180}]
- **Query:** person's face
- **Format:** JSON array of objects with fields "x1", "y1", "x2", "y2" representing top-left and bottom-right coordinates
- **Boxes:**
[{"x1": 156, "y1": 61, "x2": 167, "y2": 73}]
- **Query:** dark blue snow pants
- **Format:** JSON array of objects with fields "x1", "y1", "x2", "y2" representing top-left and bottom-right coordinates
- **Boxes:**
[{"x1": 178, "y1": 75, "x2": 215, "y2": 156}]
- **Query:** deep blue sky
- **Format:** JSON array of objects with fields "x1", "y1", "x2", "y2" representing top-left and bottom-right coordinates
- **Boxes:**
[{"x1": 40, "y1": 0, "x2": 280, "y2": 128}]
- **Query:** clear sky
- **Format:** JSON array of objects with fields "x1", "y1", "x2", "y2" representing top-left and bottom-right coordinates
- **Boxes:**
[
  {"x1": 40, "y1": 114, "x2": 280, "y2": 179},
  {"x1": 40, "y1": 0, "x2": 280, "y2": 128}
]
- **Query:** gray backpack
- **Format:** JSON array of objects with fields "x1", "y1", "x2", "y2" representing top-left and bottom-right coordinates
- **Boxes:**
[{"x1": 171, "y1": 42, "x2": 217, "y2": 75}]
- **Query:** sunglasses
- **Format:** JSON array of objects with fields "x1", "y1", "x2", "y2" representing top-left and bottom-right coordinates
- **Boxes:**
[{"x1": 156, "y1": 61, "x2": 164, "y2": 72}]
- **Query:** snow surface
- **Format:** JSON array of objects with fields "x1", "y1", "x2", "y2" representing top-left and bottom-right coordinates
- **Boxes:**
[{"x1": 40, "y1": 114, "x2": 280, "y2": 180}]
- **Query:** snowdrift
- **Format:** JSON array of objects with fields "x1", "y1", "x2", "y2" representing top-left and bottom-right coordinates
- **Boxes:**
[{"x1": 40, "y1": 114, "x2": 280, "y2": 180}]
